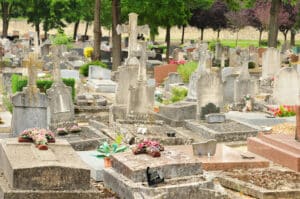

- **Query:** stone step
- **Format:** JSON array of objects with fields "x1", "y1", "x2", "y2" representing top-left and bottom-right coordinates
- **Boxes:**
[
  {"x1": 247, "y1": 137, "x2": 300, "y2": 172},
  {"x1": 0, "y1": 139, "x2": 91, "y2": 190},
  {"x1": 258, "y1": 133, "x2": 300, "y2": 154}
]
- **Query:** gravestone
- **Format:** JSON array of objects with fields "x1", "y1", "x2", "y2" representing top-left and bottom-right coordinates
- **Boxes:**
[
  {"x1": 273, "y1": 67, "x2": 299, "y2": 105},
  {"x1": 61, "y1": 69, "x2": 80, "y2": 80},
  {"x1": 187, "y1": 43, "x2": 210, "y2": 101},
  {"x1": 197, "y1": 70, "x2": 223, "y2": 120},
  {"x1": 229, "y1": 48, "x2": 242, "y2": 67},
  {"x1": 40, "y1": 39, "x2": 51, "y2": 56},
  {"x1": 87, "y1": 66, "x2": 116, "y2": 93},
  {"x1": 164, "y1": 72, "x2": 183, "y2": 92},
  {"x1": 88, "y1": 65, "x2": 111, "y2": 80},
  {"x1": 11, "y1": 53, "x2": 48, "y2": 136},
  {"x1": 46, "y1": 46, "x2": 75, "y2": 129},
  {"x1": 234, "y1": 50, "x2": 258, "y2": 103},
  {"x1": 262, "y1": 48, "x2": 281, "y2": 79},
  {"x1": 0, "y1": 139, "x2": 102, "y2": 199},
  {"x1": 192, "y1": 139, "x2": 217, "y2": 156},
  {"x1": 127, "y1": 41, "x2": 155, "y2": 115}
]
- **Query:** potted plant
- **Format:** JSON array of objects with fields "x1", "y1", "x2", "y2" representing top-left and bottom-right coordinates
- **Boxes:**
[{"x1": 97, "y1": 140, "x2": 127, "y2": 168}]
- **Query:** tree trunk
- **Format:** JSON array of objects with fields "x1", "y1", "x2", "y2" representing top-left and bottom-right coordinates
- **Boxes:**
[
  {"x1": 181, "y1": 26, "x2": 185, "y2": 44},
  {"x1": 258, "y1": 30, "x2": 263, "y2": 47},
  {"x1": 111, "y1": 0, "x2": 121, "y2": 71},
  {"x1": 44, "y1": 30, "x2": 48, "y2": 40},
  {"x1": 73, "y1": 20, "x2": 80, "y2": 40},
  {"x1": 268, "y1": 0, "x2": 281, "y2": 47},
  {"x1": 84, "y1": 22, "x2": 89, "y2": 37},
  {"x1": 235, "y1": 31, "x2": 239, "y2": 47},
  {"x1": 1, "y1": 2, "x2": 10, "y2": 38},
  {"x1": 291, "y1": 29, "x2": 296, "y2": 46},
  {"x1": 93, "y1": 0, "x2": 101, "y2": 61},
  {"x1": 35, "y1": 24, "x2": 40, "y2": 44},
  {"x1": 165, "y1": 26, "x2": 171, "y2": 62},
  {"x1": 200, "y1": 28, "x2": 204, "y2": 40},
  {"x1": 283, "y1": 32, "x2": 287, "y2": 41},
  {"x1": 217, "y1": 30, "x2": 220, "y2": 40}
]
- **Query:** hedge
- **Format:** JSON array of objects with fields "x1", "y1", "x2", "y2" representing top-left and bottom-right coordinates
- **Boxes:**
[
  {"x1": 79, "y1": 60, "x2": 107, "y2": 77},
  {"x1": 11, "y1": 75, "x2": 75, "y2": 100}
]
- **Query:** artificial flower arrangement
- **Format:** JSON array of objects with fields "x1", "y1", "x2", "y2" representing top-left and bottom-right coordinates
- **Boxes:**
[
  {"x1": 169, "y1": 59, "x2": 186, "y2": 65},
  {"x1": 268, "y1": 105, "x2": 296, "y2": 117},
  {"x1": 18, "y1": 128, "x2": 55, "y2": 150},
  {"x1": 132, "y1": 140, "x2": 164, "y2": 157}
]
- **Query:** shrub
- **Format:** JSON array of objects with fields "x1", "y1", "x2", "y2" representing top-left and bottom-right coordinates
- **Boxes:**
[
  {"x1": 11, "y1": 75, "x2": 76, "y2": 100},
  {"x1": 50, "y1": 32, "x2": 73, "y2": 49},
  {"x1": 177, "y1": 61, "x2": 198, "y2": 83},
  {"x1": 170, "y1": 87, "x2": 187, "y2": 103},
  {"x1": 248, "y1": 61, "x2": 256, "y2": 69},
  {"x1": 79, "y1": 60, "x2": 107, "y2": 77},
  {"x1": 260, "y1": 40, "x2": 280, "y2": 47},
  {"x1": 2, "y1": 93, "x2": 12, "y2": 113}
]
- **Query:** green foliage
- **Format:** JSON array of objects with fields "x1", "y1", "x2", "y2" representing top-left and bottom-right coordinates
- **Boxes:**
[
  {"x1": 177, "y1": 61, "x2": 198, "y2": 83},
  {"x1": 96, "y1": 141, "x2": 127, "y2": 158},
  {"x1": 2, "y1": 93, "x2": 13, "y2": 113},
  {"x1": 260, "y1": 39, "x2": 280, "y2": 47},
  {"x1": 50, "y1": 32, "x2": 73, "y2": 48},
  {"x1": 11, "y1": 75, "x2": 76, "y2": 100},
  {"x1": 79, "y1": 60, "x2": 108, "y2": 77},
  {"x1": 164, "y1": 87, "x2": 188, "y2": 104}
]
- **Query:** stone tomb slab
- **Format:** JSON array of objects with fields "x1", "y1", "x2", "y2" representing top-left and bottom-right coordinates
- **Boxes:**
[
  {"x1": 111, "y1": 145, "x2": 203, "y2": 182},
  {"x1": 77, "y1": 150, "x2": 104, "y2": 181},
  {"x1": 218, "y1": 168, "x2": 300, "y2": 199},
  {"x1": 0, "y1": 139, "x2": 90, "y2": 190},
  {"x1": 198, "y1": 144, "x2": 269, "y2": 171},
  {"x1": 248, "y1": 133, "x2": 300, "y2": 172},
  {"x1": 57, "y1": 126, "x2": 107, "y2": 151},
  {"x1": 87, "y1": 79, "x2": 116, "y2": 93},
  {"x1": 185, "y1": 119, "x2": 259, "y2": 142}
]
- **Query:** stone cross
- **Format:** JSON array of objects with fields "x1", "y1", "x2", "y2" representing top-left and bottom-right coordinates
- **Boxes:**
[
  {"x1": 196, "y1": 43, "x2": 210, "y2": 74},
  {"x1": 117, "y1": 13, "x2": 149, "y2": 63},
  {"x1": 50, "y1": 45, "x2": 65, "y2": 83},
  {"x1": 296, "y1": 106, "x2": 300, "y2": 141},
  {"x1": 22, "y1": 53, "x2": 43, "y2": 89},
  {"x1": 239, "y1": 49, "x2": 250, "y2": 79},
  {"x1": 137, "y1": 41, "x2": 148, "y2": 81}
]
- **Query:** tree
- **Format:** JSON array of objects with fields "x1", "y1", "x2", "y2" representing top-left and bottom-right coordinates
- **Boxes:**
[
  {"x1": 225, "y1": 10, "x2": 250, "y2": 47},
  {"x1": 93, "y1": 0, "x2": 101, "y2": 61},
  {"x1": 64, "y1": 0, "x2": 85, "y2": 40},
  {"x1": 0, "y1": 0, "x2": 22, "y2": 37},
  {"x1": 189, "y1": 8, "x2": 210, "y2": 40},
  {"x1": 278, "y1": 3, "x2": 298, "y2": 41},
  {"x1": 252, "y1": 0, "x2": 270, "y2": 46},
  {"x1": 209, "y1": 0, "x2": 228, "y2": 40},
  {"x1": 111, "y1": 0, "x2": 121, "y2": 71}
]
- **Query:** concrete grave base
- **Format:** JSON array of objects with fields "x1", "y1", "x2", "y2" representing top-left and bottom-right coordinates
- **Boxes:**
[
  {"x1": 87, "y1": 79, "x2": 116, "y2": 93},
  {"x1": 103, "y1": 168, "x2": 227, "y2": 199}
]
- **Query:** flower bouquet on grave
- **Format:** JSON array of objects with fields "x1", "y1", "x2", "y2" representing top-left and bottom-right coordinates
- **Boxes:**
[
  {"x1": 56, "y1": 127, "x2": 68, "y2": 136},
  {"x1": 18, "y1": 128, "x2": 37, "y2": 142},
  {"x1": 132, "y1": 140, "x2": 164, "y2": 157},
  {"x1": 33, "y1": 134, "x2": 48, "y2": 150},
  {"x1": 68, "y1": 125, "x2": 81, "y2": 133}
]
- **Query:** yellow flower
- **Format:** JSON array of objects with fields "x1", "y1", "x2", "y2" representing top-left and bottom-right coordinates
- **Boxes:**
[{"x1": 84, "y1": 47, "x2": 93, "y2": 58}]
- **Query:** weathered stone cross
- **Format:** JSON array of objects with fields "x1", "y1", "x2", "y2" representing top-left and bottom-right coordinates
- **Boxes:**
[
  {"x1": 22, "y1": 53, "x2": 43, "y2": 89},
  {"x1": 117, "y1": 13, "x2": 149, "y2": 64},
  {"x1": 50, "y1": 45, "x2": 65, "y2": 83}
]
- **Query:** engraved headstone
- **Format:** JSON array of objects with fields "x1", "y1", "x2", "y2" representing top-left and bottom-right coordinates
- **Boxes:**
[
  {"x1": 46, "y1": 46, "x2": 75, "y2": 129},
  {"x1": 11, "y1": 53, "x2": 48, "y2": 136},
  {"x1": 262, "y1": 47, "x2": 281, "y2": 79}
]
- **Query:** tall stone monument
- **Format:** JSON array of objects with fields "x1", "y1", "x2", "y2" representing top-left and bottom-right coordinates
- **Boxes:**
[
  {"x1": 262, "y1": 47, "x2": 281, "y2": 79},
  {"x1": 46, "y1": 45, "x2": 75, "y2": 129},
  {"x1": 112, "y1": 13, "x2": 151, "y2": 120},
  {"x1": 11, "y1": 53, "x2": 48, "y2": 136}
]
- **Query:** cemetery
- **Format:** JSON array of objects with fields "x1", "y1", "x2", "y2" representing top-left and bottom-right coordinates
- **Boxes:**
[{"x1": 0, "y1": 0, "x2": 300, "y2": 199}]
